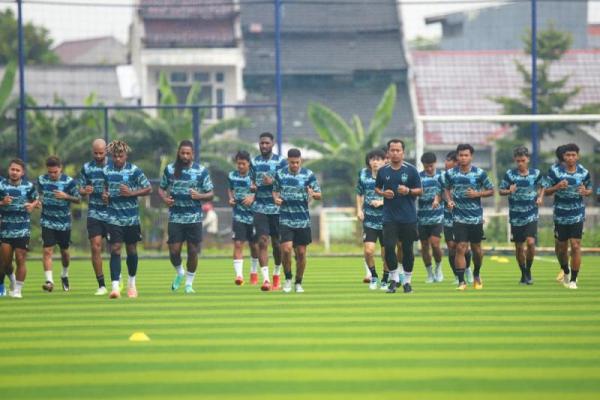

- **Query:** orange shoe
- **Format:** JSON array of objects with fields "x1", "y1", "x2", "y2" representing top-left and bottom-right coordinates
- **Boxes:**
[
  {"x1": 250, "y1": 272, "x2": 258, "y2": 285},
  {"x1": 127, "y1": 287, "x2": 138, "y2": 298},
  {"x1": 473, "y1": 277, "x2": 483, "y2": 290},
  {"x1": 363, "y1": 276, "x2": 371, "y2": 284},
  {"x1": 109, "y1": 290, "x2": 120, "y2": 299},
  {"x1": 235, "y1": 276, "x2": 244, "y2": 286},
  {"x1": 272, "y1": 275, "x2": 281, "y2": 290},
  {"x1": 260, "y1": 280, "x2": 271, "y2": 292}
]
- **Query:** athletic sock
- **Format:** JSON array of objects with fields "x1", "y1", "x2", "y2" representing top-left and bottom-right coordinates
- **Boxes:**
[
  {"x1": 560, "y1": 263, "x2": 570, "y2": 275},
  {"x1": 404, "y1": 271, "x2": 413, "y2": 284},
  {"x1": 364, "y1": 261, "x2": 371, "y2": 277},
  {"x1": 389, "y1": 269, "x2": 400, "y2": 283},
  {"x1": 128, "y1": 275, "x2": 136, "y2": 288},
  {"x1": 96, "y1": 274, "x2": 106, "y2": 288},
  {"x1": 111, "y1": 280, "x2": 120, "y2": 292},
  {"x1": 465, "y1": 251, "x2": 472, "y2": 269},
  {"x1": 9, "y1": 273, "x2": 16, "y2": 288},
  {"x1": 425, "y1": 265, "x2": 433, "y2": 277},
  {"x1": 473, "y1": 264, "x2": 481, "y2": 278},
  {"x1": 44, "y1": 270, "x2": 53, "y2": 283},
  {"x1": 526, "y1": 259, "x2": 533, "y2": 271},
  {"x1": 261, "y1": 266, "x2": 270, "y2": 282},
  {"x1": 274, "y1": 265, "x2": 282, "y2": 276},
  {"x1": 15, "y1": 280, "x2": 24, "y2": 293},
  {"x1": 448, "y1": 254, "x2": 456, "y2": 275},
  {"x1": 110, "y1": 254, "x2": 121, "y2": 282},
  {"x1": 457, "y1": 270, "x2": 465, "y2": 284},
  {"x1": 186, "y1": 271, "x2": 196, "y2": 286},
  {"x1": 61, "y1": 267, "x2": 69, "y2": 278},
  {"x1": 174, "y1": 264, "x2": 184, "y2": 276},
  {"x1": 126, "y1": 254, "x2": 138, "y2": 277},
  {"x1": 295, "y1": 277, "x2": 303, "y2": 285},
  {"x1": 250, "y1": 258, "x2": 259, "y2": 274},
  {"x1": 284, "y1": 270, "x2": 293, "y2": 280},
  {"x1": 382, "y1": 271, "x2": 390, "y2": 283},
  {"x1": 571, "y1": 270, "x2": 579, "y2": 282},
  {"x1": 233, "y1": 259, "x2": 243, "y2": 277},
  {"x1": 519, "y1": 263, "x2": 526, "y2": 280},
  {"x1": 368, "y1": 266, "x2": 378, "y2": 279}
]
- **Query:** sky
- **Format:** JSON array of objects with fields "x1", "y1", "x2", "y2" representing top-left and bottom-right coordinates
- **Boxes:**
[{"x1": 2, "y1": 0, "x2": 600, "y2": 46}]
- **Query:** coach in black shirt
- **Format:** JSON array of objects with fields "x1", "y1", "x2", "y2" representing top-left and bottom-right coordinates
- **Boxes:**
[{"x1": 375, "y1": 139, "x2": 422, "y2": 294}]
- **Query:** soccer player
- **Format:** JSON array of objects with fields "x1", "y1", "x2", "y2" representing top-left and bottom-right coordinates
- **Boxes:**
[
  {"x1": 549, "y1": 145, "x2": 567, "y2": 283},
  {"x1": 544, "y1": 143, "x2": 592, "y2": 289},
  {"x1": 38, "y1": 156, "x2": 81, "y2": 292},
  {"x1": 273, "y1": 148, "x2": 321, "y2": 293},
  {"x1": 0, "y1": 159, "x2": 39, "y2": 298},
  {"x1": 356, "y1": 149, "x2": 387, "y2": 290},
  {"x1": 159, "y1": 140, "x2": 213, "y2": 294},
  {"x1": 79, "y1": 139, "x2": 110, "y2": 295},
  {"x1": 251, "y1": 132, "x2": 287, "y2": 291},
  {"x1": 417, "y1": 152, "x2": 444, "y2": 283},
  {"x1": 499, "y1": 146, "x2": 544, "y2": 285},
  {"x1": 227, "y1": 151, "x2": 255, "y2": 286},
  {"x1": 375, "y1": 139, "x2": 422, "y2": 294},
  {"x1": 102, "y1": 140, "x2": 152, "y2": 299},
  {"x1": 444, "y1": 144, "x2": 494, "y2": 291}
]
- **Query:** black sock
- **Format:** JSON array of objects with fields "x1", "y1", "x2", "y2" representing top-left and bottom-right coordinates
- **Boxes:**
[
  {"x1": 382, "y1": 271, "x2": 389, "y2": 283},
  {"x1": 448, "y1": 254, "x2": 456, "y2": 275},
  {"x1": 295, "y1": 277, "x2": 302, "y2": 285},
  {"x1": 519, "y1": 264, "x2": 526, "y2": 280},
  {"x1": 457, "y1": 270, "x2": 465, "y2": 284},
  {"x1": 465, "y1": 251, "x2": 472, "y2": 269},
  {"x1": 473, "y1": 264, "x2": 481, "y2": 278},
  {"x1": 368, "y1": 266, "x2": 378, "y2": 279},
  {"x1": 571, "y1": 270, "x2": 579, "y2": 282},
  {"x1": 96, "y1": 274, "x2": 106, "y2": 288},
  {"x1": 560, "y1": 263, "x2": 570, "y2": 275},
  {"x1": 285, "y1": 270, "x2": 293, "y2": 280},
  {"x1": 126, "y1": 254, "x2": 138, "y2": 277},
  {"x1": 109, "y1": 254, "x2": 121, "y2": 282},
  {"x1": 526, "y1": 259, "x2": 533, "y2": 271},
  {"x1": 0, "y1": 272, "x2": 5, "y2": 285}
]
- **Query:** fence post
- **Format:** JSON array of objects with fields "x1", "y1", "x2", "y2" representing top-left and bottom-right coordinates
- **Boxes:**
[
  {"x1": 103, "y1": 107, "x2": 109, "y2": 143},
  {"x1": 17, "y1": 0, "x2": 27, "y2": 162},
  {"x1": 274, "y1": 0, "x2": 283, "y2": 155},
  {"x1": 192, "y1": 107, "x2": 201, "y2": 162},
  {"x1": 531, "y1": 0, "x2": 539, "y2": 168}
]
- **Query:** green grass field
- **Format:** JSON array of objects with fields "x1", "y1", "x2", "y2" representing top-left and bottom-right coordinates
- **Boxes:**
[{"x1": 1, "y1": 255, "x2": 600, "y2": 399}]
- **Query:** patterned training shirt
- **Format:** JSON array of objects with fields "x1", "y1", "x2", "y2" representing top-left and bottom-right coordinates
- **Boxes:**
[
  {"x1": 228, "y1": 170, "x2": 254, "y2": 225},
  {"x1": 499, "y1": 168, "x2": 543, "y2": 226},
  {"x1": 355, "y1": 168, "x2": 384, "y2": 231},
  {"x1": 78, "y1": 159, "x2": 109, "y2": 221},
  {"x1": 546, "y1": 163, "x2": 591, "y2": 225},
  {"x1": 0, "y1": 179, "x2": 38, "y2": 238},
  {"x1": 37, "y1": 173, "x2": 79, "y2": 231},
  {"x1": 418, "y1": 170, "x2": 444, "y2": 226},
  {"x1": 103, "y1": 162, "x2": 151, "y2": 227},
  {"x1": 251, "y1": 154, "x2": 287, "y2": 215},
  {"x1": 443, "y1": 166, "x2": 494, "y2": 225},
  {"x1": 274, "y1": 167, "x2": 321, "y2": 229}
]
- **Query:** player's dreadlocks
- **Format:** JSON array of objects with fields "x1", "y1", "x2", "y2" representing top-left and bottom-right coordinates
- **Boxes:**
[{"x1": 107, "y1": 140, "x2": 131, "y2": 155}]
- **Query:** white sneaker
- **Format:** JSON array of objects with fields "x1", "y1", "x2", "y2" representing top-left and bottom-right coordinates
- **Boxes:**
[
  {"x1": 568, "y1": 281, "x2": 578, "y2": 290},
  {"x1": 9, "y1": 291, "x2": 22, "y2": 299},
  {"x1": 283, "y1": 279, "x2": 292, "y2": 293},
  {"x1": 95, "y1": 287, "x2": 108, "y2": 296},
  {"x1": 425, "y1": 274, "x2": 435, "y2": 284},
  {"x1": 434, "y1": 266, "x2": 444, "y2": 282},
  {"x1": 295, "y1": 284, "x2": 304, "y2": 293},
  {"x1": 368, "y1": 279, "x2": 379, "y2": 290},
  {"x1": 563, "y1": 274, "x2": 571, "y2": 288}
]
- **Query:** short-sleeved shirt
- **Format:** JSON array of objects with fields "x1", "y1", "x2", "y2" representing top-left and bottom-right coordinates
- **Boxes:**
[
  {"x1": 375, "y1": 162, "x2": 421, "y2": 224},
  {"x1": 103, "y1": 162, "x2": 151, "y2": 227},
  {"x1": 418, "y1": 170, "x2": 444, "y2": 226},
  {"x1": 546, "y1": 163, "x2": 591, "y2": 225},
  {"x1": 78, "y1": 159, "x2": 109, "y2": 221},
  {"x1": 355, "y1": 168, "x2": 383, "y2": 231},
  {"x1": 228, "y1": 170, "x2": 254, "y2": 225},
  {"x1": 251, "y1": 154, "x2": 287, "y2": 215},
  {"x1": 37, "y1": 173, "x2": 80, "y2": 231},
  {"x1": 443, "y1": 166, "x2": 494, "y2": 225},
  {"x1": 439, "y1": 170, "x2": 454, "y2": 228},
  {"x1": 0, "y1": 179, "x2": 38, "y2": 239},
  {"x1": 499, "y1": 168, "x2": 543, "y2": 226},
  {"x1": 159, "y1": 162, "x2": 213, "y2": 224},
  {"x1": 274, "y1": 167, "x2": 320, "y2": 229}
]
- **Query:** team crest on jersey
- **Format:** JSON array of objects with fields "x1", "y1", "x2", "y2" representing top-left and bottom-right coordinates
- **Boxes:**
[{"x1": 401, "y1": 173, "x2": 408, "y2": 183}]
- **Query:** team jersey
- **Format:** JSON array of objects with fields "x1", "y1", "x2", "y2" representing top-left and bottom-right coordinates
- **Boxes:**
[
  {"x1": 355, "y1": 168, "x2": 383, "y2": 231},
  {"x1": 159, "y1": 162, "x2": 213, "y2": 224},
  {"x1": 546, "y1": 163, "x2": 591, "y2": 225},
  {"x1": 439, "y1": 170, "x2": 454, "y2": 228},
  {"x1": 443, "y1": 166, "x2": 494, "y2": 225},
  {"x1": 228, "y1": 170, "x2": 254, "y2": 225},
  {"x1": 103, "y1": 162, "x2": 151, "y2": 227},
  {"x1": 499, "y1": 168, "x2": 543, "y2": 226},
  {"x1": 274, "y1": 167, "x2": 321, "y2": 229},
  {"x1": 418, "y1": 170, "x2": 444, "y2": 226},
  {"x1": 37, "y1": 173, "x2": 79, "y2": 231},
  {"x1": 251, "y1": 154, "x2": 287, "y2": 215},
  {"x1": 78, "y1": 159, "x2": 109, "y2": 221},
  {"x1": 375, "y1": 162, "x2": 421, "y2": 224},
  {"x1": 0, "y1": 179, "x2": 38, "y2": 239}
]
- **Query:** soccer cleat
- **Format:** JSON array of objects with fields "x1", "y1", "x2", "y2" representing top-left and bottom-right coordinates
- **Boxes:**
[
  {"x1": 425, "y1": 274, "x2": 435, "y2": 284},
  {"x1": 379, "y1": 281, "x2": 389, "y2": 291},
  {"x1": 272, "y1": 275, "x2": 281, "y2": 290},
  {"x1": 456, "y1": 282, "x2": 467, "y2": 291},
  {"x1": 465, "y1": 268, "x2": 474, "y2": 284},
  {"x1": 568, "y1": 281, "x2": 578, "y2": 290},
  {"x1": 562, "y1": 273, "x2": 570, "y2": 288},
  {"x1": 42, "y1": 281, "x2": 54, "y2": 292},
  {"x1": 127, "y1": 287, "x2": 138, "y2": 298},
  {"x1": 283, "y1": 279, "x2": 292, "y2": 293},
  {"x1": 473, "y1": 277, "x2": 483, "y2": 290},
  {"x1": 9, "y1": 290, "x2": 22, "y2": 299},
  {"x1": 295, "y1": 284, "x2": 304, "y2": 293},
  {"x1": 249, "y1": 272, "x2": 259, "y2": 285},
  {"x1": 95, "y1": 287, "x2": 108, "y2": 296},
  {"x1": 61, "y1": 277, "x2": 70, "y2": 292},
  {"x1": 369, "y1": 278, "x2": 379, "y2": 290},
  {"x1": 519, "y1": 276, "x2": 528, "y2": 285},
  {"x1": 234, "y1": 276, "x2": 244, "y2": 286},
  {"x1": 434, "y1": 267, "x2": 444, "y2": 283},
  {"x1": 363, "y1": 276, "x2": 372, "y2": 284},
  {"x1": 171, "y1": 274, "x2": 184, "y2": 291},
  {"x1": 184, "y1": 285, "x2": 195, "y2": 294},
  {"x1": 556, "y1": 270, "x2": 565, "y2": 283},
  {"x1": 109, "y1": 289, "x2": 120, "y2": 299},
  {"x1": 403, "y1": 283, "x2": 413, "y2": 294},
  {"x1": 386, "y1": 281, "x2": 398, "y2": 294},
  {"x1": 260, "y1": 280, "x2": 271, "y2": 292}
]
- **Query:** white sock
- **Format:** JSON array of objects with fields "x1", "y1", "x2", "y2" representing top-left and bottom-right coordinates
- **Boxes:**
[
  {"x1": 425, "y1": 265, "x2": 433, "y2": 276},
  {"x1": 174, "y1": 264, "x2": 184, "y2": 276},
  {"x1": 61, "y1": 267, "x2": 69, "y2": 278},
  {"x1": 186, "y1": 271, "x2": 196, "y2": 286},
  {"x1": 364, "y1": 261, "x2": 371, "y2": 277},
  {"x1": 435, "y1": 261, "x2": 442, "y2": 269},
  {"x1": 112, "y1": 280, "x2": 120, "y2": 291},
  {"x1": 250, "y1": 258, "x2": 259, "y2": 274},
  {"x1": 274, "y1": 265, "x2": 282, "y2": 276},
  {"x1": 390, "y1": 269, "x2": 399, "y2": 283},
  {"x1": 9, "y1": 273, "x2": 16, "y2": 286},
  {"x1": 128, "y1": 275, "x2": 136, "y2": 288},
  {"x1": 261, "y1": 266, "x2": 270, "y2": 282},
  {"x1": 15, "y1": 280, "x2": 24, "y2": 293},
  {"x1": 44, "y1": 270, "x2": 53, "y2": 283},
  {"x1": 233, "y1": 259, "x2": 243, "y2": 277},
  {"x1": 398, "y1": 264, "x2": 404, "y2": 275},
  {"x1": 404, "y1": 272, "x2": 413, "y2": 284}
]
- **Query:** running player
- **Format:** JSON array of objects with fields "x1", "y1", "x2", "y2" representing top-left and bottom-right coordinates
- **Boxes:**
[
  {"x1": 159, "y1": 140, "x2": 213, "y2": 294},
  {"x1": 544, "y1": 143, "x2": 592, "y2": 289},
  {"x1": 499, "y1": 146, "x2": 544, "y2": 285},
  {"x1": 273, "y1": 148, "x2": 321, "y2": 293},
  {"x1": 417, "y1": 152, "x2": 444, "y2": 283},
  {"x1": 0, "y1": 159, "x2": 39, "y2": 298},
  {"x1": 549, "y1": 145, "x2": 567, "y2": 283},
  {"x1": 444, "y1": 144, "x2": 494, "y2": 291},
  {"x1": 356, "y1": 149, "x2": 387, "y2": 290},
  {"x1": 102, "y1": 140, "x2": 152, "y2": 299},
  {"x1": 228, "y1": 151, "x2": 255, "y2": 286},
  {"x1": 375, "y1": 139, "x2": 422, "y2": 294},
  {"x1": 252, "y1": 132, "x2": 287, "y2": 291},
  {"x1": 78, "y1": 138, "x2": 110, "y2": 295},
  {"x1": 38, "y1": 156, "x2": 81, "y2": 292}
]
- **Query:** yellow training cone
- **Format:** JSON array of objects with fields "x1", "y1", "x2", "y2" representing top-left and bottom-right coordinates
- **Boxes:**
[
  {"x1": 497, "y1": 257, "x2": 510, "y2": 263},
  {"x1": 129, "y1": 332, "x2": 150, "y2": 342},
  {"x1": 490, "y1": 256, "x2": 499, "y2": 261}
]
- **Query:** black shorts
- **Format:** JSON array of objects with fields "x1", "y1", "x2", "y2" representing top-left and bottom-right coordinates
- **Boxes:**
[
  {"x1": 0, "y1": 237, "x2": 29, "y2": 250},
  {"x1": 453, "y1": 222, "x2": 485, "y2": 243},
  {"x1": 363, "y1": 227, "x2": 384, "y2": 245},
  {"x1": 107, "y1": 224, "x2": 142, "y2": 245},
  {"x1": 254, "y1": 212, "x2": 280, "y2": 238},
  {"x1": 418, "y1": 223, "x2": 443, "y2": 241},
  {"x1": 280, "y1": 225, "x2": 312, "y2": 246},
  {"x1": 382, "y1": 222, "x2": 418, "y2": 247},
  {"x1": 554, "y1": 222, "x2": 584, "y2": 242},
  {"x1": 443, "y1": 226, "x2": 455, "y2": 242},
  {"x1": 42, "y1": 227, "x2": 71, "y2": 249},
  {"x1": 87, "y1": 217, "x2": 108, "y2": 239},
  {"x1": 232, "y1": 221, "x2": 256, "y2": 242},
  {"x1": 511, "y1": 221, "x2": 538, "y2": 243},
  {"x1": 167, "y1": 222, "x2": 202, "y2": 245}
]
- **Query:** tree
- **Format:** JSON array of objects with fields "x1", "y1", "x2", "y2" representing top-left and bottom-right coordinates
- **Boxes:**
[
  {"x1": 293, "y1": 84, "x2": 397, "y2": 205},
  {"x1": 0, "y1": 62, "x2": 18, "y2": 162},
  {"x1": 0, "y1": 9, "x2": 58, "y2": 65}
]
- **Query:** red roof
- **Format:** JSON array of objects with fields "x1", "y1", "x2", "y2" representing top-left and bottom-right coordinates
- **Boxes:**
[
  {"x1": 588, "y1": 24, "x2": 600, "y2": 36},
  {"x1": 411, "y1": 50, "x2": 600, "y2": 145}
]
